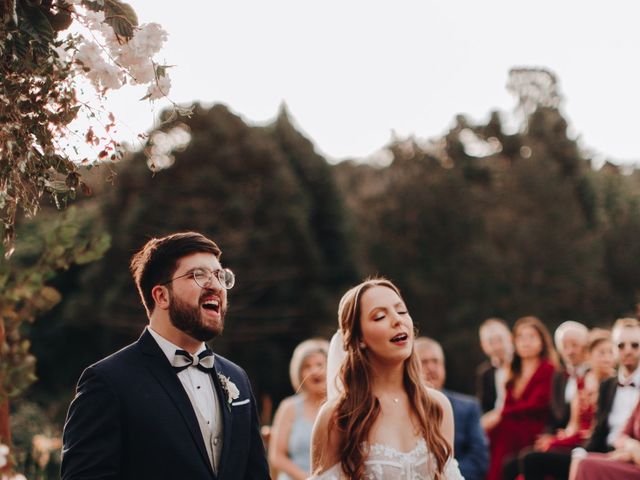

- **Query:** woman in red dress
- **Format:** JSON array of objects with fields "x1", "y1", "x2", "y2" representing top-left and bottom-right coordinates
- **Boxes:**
[{"x1": 485, "y1": 316, "x2": 558, "y2": 480}]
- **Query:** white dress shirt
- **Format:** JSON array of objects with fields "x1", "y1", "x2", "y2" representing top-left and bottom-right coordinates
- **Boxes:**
[
  {"x1": 565, "y1": 363, "x2": 590, "y2": 403},
  {"x1": 148, "y1": 327, "x2": 223, "y2": 471},
  {"x1": 606, "y1": 366, "x2": 640, "y2": 447},
  {"x1": 494, "y1": 367, "x2": 507, "y2": 410}
]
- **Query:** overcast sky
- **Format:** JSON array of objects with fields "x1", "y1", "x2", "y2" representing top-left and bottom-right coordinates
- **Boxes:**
[{"x1": 101, "y1": 1, "x2": 640, "y2": 164}]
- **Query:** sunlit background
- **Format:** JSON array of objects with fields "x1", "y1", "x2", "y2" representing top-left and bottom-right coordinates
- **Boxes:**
[{"x1": 103, "y1": 0, "x2": 640, "y2": 163}]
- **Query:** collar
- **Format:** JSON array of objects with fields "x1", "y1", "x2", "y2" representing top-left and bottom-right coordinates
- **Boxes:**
[
  {"x1": 147, "y1": 326, "x2": 212, "y2": 367},
  {"x1": 567, "y1": 363, "x2": 589, "y2": 377},
  {"x1": 618, "y1": 366, "x2": 640, "y2": 387},
  {"x1": 490, "y1": 356, "x2": 510, "y2": 369}
]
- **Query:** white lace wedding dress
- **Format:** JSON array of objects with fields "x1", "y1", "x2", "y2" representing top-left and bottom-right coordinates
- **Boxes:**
[{"x1": 310, "y1": 438, "x2": 464, "y2": 479}]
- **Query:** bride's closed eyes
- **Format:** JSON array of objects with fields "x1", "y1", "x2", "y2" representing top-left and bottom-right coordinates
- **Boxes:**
[{"x1": 371, "y1": 306, "x2": 409, "y2": 321}]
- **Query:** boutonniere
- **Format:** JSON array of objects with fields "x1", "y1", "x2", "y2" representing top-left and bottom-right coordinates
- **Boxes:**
[{"x1": 217, "y1": 373, "x2": 240, "y2": 410}]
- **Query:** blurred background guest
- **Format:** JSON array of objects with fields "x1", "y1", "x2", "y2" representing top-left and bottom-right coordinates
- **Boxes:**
[
  {"x1": 539, "y1": 329, "x2": 615, "y2": 451},
  {"x1": 477, "y1": 318, "x2": 514, "y2": 415},
  {"x1": 549, "y1": 321, "x2": 590, "y2": 432},
  {"x1": 416, "y1": 337, "x2": 489, "y2": 480},
  {"x1": 570, "y1": 396, "x2": 640, "y2": 480},
  {"x1": 516, "y1": 329, "x2": 614, "y2": 478},
  {"x1": 268, "y1": 338, "x2": 329, "y2": 480},
  {"x1": 485, "y1": 316, "x2": 558, "y2": 480},
  {"x1": 521, "y1": 318, "x2": 640, "y2": 479}
]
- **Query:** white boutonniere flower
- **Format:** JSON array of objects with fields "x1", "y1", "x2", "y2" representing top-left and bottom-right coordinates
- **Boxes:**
[{"x1": 217, "y1": 373, "x2": 240, "y2": 408}]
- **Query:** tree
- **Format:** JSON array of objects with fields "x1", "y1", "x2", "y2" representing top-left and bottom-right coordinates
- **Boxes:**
[
  {"x1": 0, "y1": 0, "x2": 177, "y2": 253},
  {"x1": 51, "y1": 104, "x2": 358, "y2": 409},
  {"x1": 0, "y1": 206, "x2": 109, "y2": 473}
]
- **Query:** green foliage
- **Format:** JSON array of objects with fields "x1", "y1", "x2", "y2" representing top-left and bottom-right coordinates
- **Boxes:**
[
  {"x1": 49, "y1": 104, "x2": 357, "y2": 404},
  {"x1": 23, "y1": 70, "x2": 640, "y2": 406},
  {"x1": 334, "y1": 96, "x2": 640, "y2": 391},
  {"x1": 0, "y1": 206, "x2": 110, "y2": 400},
  {"x1": 0, "y1": 0, "x2": 149, "y2": 255}
]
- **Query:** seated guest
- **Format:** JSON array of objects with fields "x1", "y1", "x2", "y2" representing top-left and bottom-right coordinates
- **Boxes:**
[
  {"x1": 269, "y1": 339, "x2": 329, "y2": 480},
  {"x1": 549, "y1": 321, "x2": 590, "y2": 431},
  {"x1": 485, "y1": 316, "x2": 558, "y2": 480},
  {"x1": 416, "y1": 337, "x2": 489, "y2": 480},
  {"x1": 570, "y1": 397, "x2": 640, "y2": 480},
  {"x1": 477, "y1": 317, "x2": 513, "y2": 414},
  {"x1": 513, "y1": 331, "x2": 614, "y2": 478},
  {"x1": 521, "y1": 318, "x2": 640, "y2": 479},
  {"x1": 539, "y1": 330, "x2": 615, "y2": 451}
]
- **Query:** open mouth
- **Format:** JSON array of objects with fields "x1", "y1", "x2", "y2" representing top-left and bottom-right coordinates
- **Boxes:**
[
  {"x1": 201, "y1": 298, "x2": 220, "y2": 313},
  {"x1": 390, "y1": 332, "x2": 408, "y2": 343}
]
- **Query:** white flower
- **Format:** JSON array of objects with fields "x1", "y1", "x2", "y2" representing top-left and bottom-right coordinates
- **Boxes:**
[
  {"x1": 0, "y1": 444, "x2": 9, "y2": 468},
  {"x1": 115, "y1": 23, "x2": 167, "y2": 68},
  {"x1": 83, "y1": 10, "x2": 105, "y2": 28},
  {"x1": 127, "y1": 62, "x2": 155, "y2": 85},
  {"x1": 145, "y1": 74, "x2": 171, "y2": 100},
  {"x1": 217, "y1": 374, "x2": 240, "y2": 404},
  {"x1": 76, "y1": 41, "x2": 124, "y2": 90},
  {"x1": 129, "y1": 23, "x2": 168, "y2": 58}
]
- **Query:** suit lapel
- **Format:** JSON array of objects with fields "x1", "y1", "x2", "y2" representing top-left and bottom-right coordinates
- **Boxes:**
[
  {"x1": 605, "y1": 378, "x2": 618, "y2": 414},
  {"x1": 137, "y1": 330, "x2": 216, "y2": 478},
  {"x1": 212, "y1": 359, "x2": 234, "y2": 478}
]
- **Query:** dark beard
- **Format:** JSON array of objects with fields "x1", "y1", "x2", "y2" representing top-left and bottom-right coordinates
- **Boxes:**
[{"x1": 168, "y1": 291, "x2": 225, "y2": 342}]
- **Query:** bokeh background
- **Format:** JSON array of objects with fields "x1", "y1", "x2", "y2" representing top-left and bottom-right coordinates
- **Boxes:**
[{"x1": 5, "y1": 1, "x2": 640, "y2": 477}]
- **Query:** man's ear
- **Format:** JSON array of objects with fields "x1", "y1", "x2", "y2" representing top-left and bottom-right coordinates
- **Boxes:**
[{"x1": 151, "y1": 285, "x2": 170, "y2": 310}]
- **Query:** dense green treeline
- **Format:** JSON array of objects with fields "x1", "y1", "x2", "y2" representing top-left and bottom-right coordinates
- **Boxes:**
[{"x1": 22, "y1": 76, "x2": 640, "y2": 418}]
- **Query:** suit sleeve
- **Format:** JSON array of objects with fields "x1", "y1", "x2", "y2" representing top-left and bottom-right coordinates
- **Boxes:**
[
  {"x1": 243, "y1": 371, "x2": 271, "y2": 480},
  {"x1": 61, "y1": 366, "x2": 122, "y2": 480},
  {"x1": 585, "y1": 379, "x2": 614, "y2": 452},
  {"x1": 476, "y1": 366, "x2": 493, "y2": 413},
  {"x1": 457, "y1": 401, "x2": 489, "y2": 480}
]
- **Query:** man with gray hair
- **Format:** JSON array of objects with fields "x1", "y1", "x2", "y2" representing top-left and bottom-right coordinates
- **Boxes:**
[
  {"x1": 476, "y1": 318, "x2": 513, "y2": 413},
  {"x1": 521, "y1": 317, "x2": 640, "y2": 479},
  {"x1": 550, "y1": 320, "x2": 589, "y2": 431},
  {"x1": 416, "y1": 337, "x2": 489, "y2": 480}
]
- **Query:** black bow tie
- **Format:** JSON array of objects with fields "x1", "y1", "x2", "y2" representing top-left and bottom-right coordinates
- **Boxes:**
[
  {"x1": 618, "y1": 381, "x2": 636, "y2": 388},
  {"x1": 172, "y1": 349, "x2": 215, "y2": 373}
]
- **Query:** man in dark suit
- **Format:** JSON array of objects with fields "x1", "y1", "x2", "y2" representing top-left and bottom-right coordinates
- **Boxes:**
[
  {"x1": 416, "y1": 337, "x2": 489, "y2": 480},
  {"x1": 61, "y1": 232, "x2": 270, "y2": 480},
  {"x1": 548, "y1": 321, "x2": 589, "y2": 432},
  {"x1": 476, "y1": 318, "x2": 513, "y2": 414},
  {"x1": 520, "y1": 317, "x2": 640, "y2": 479}
]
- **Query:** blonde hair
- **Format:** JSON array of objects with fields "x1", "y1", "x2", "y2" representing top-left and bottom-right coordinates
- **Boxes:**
[
  {"x1": 613, "y1": 317, "x2": 640, "y2": 331},
  {"x1": 289, "y1": 338, "x2": 329, "y2": 392},
  {"x1": 588, "y1": 328, "x2": 611, "y2": 351}
]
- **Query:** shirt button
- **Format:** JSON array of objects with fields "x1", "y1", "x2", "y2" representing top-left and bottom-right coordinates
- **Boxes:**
[{"x1": 213, "y1": 437, "x2": 219, "y2": 446}]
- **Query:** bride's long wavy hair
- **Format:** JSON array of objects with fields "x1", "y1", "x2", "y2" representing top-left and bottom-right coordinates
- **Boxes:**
[{"x1": 332, "y1": 278, "x2": 451, "y2": 479}]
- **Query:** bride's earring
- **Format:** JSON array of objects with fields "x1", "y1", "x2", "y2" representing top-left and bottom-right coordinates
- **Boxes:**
[{"x1": 359, "y1": 342, "x2": 366, "y2": 350}]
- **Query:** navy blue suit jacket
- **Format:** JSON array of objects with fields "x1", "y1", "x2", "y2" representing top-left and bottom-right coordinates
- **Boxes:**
[
  {"x1": 61, "y1": 329, "x2": 270, "y2": 480},
  {"x1": 444, "y1": 389, "x2": 489, "y2": 480}
]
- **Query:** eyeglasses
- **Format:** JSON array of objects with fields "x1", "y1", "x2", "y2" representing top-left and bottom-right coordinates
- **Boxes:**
[
  {"x1": 163, "y1": 268, "x2": 235, "y2": 290},
  {"x1": 617, "y1": 342, "x2": 640, "y2": 350}
]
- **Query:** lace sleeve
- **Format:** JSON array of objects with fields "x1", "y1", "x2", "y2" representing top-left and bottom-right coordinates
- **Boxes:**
[
  {"x1": 442, "y1": 457, "x2": 464, "y2": 480},
  {"x1": 308, "y1": 464, "x2": 343, "y2": 480}
]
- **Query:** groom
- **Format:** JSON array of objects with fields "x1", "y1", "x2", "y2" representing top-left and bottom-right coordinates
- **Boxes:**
[{"x1": 61, "y1": 232, "x2": 270, "y2": 479}]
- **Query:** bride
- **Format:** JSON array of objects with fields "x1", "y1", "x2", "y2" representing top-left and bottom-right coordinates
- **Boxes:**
[{"x1": 310, "y1": 278, "x2": 463, "y2": 479}]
